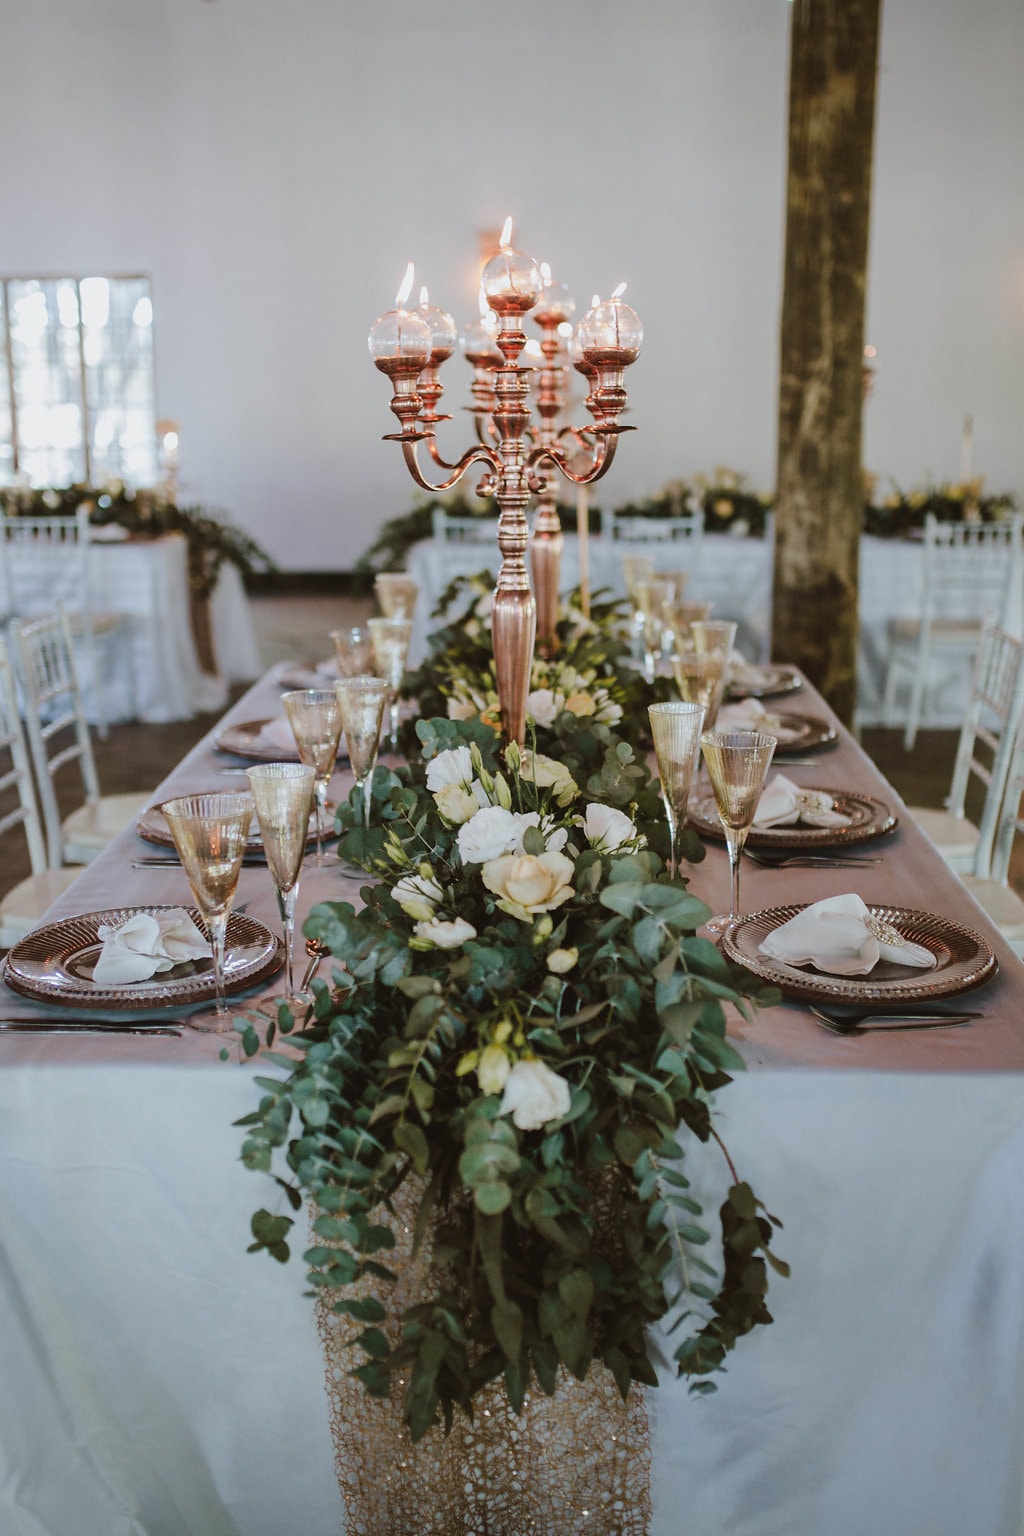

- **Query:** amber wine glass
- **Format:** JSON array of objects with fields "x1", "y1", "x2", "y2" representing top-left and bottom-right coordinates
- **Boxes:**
[
  {"x1": 161, "y1": 792, "x2": 254, "y2": 1031},
  {"x1": 648, "y1": 701, "x2": 706, "y2": 879},
  {"x1": 368, "y1": 616, "x2": 413, "y2": 754},
  {"x1": 700, "y1": 730, "x2": 776, "y2": 936},
  {"x1": 282, "y1": 688, "x2": 344, "y2": 866},
  {"x1": 334, "y1": 675, "x2": 389, "y2": 830},
  {"x1": 246, "y1": 763, "x2": 317, "y2": 1007}
]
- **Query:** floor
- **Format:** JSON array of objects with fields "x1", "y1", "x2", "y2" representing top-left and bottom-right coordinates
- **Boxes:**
[{"x1": 0, "y1": 592, "x2": 967, "y2": 907}]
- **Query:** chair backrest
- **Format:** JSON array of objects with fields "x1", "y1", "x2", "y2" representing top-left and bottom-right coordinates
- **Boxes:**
[
  {"x1": 0, "y1": 634, "x2": 50, "y2": 876},
  {"x1": 919, "y1": 512, "x2": 1024, "y2": 631},
  {"x1": 987, "y1": 723, "x2": 1024, "y2": 886},
  {"x1": 432, "y1": 509, "x2": 500, "y2": 545},
  {"x1": 608, "y1": 511, "x2": 704, "y2": 581},
  {"x1": 945, "y1": 626, "x2": 1024, "y2": 877},
  {"x1": 2, "y1": 507, "x2": 96, "y2": 626},
  {"x1": 9, "y1": 608, "x2": 101, "y2": 869}
]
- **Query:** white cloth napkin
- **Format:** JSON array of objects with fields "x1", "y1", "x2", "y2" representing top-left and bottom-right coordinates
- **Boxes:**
[
  {"x1": 93, "y1": 908, "x2": 212, "y2": 987},
  {"x1": 754, "y1": 773, "x2": 851, "y2": 829},
  {"x1": 256, "y1": 717, "x2": 299, "y2": 752},
  {"x1": 314, "y1": 659, "x2": 341, "y2": 681},
  {"x1": 715, "y1": 698, "x2": 802, "y2": 744},
  {"x1": 727, "y1": 649, "x2": 768, "y2": 690},
  {"x1": 758, "y1": 893, "x2": 936, "y2": 976}
]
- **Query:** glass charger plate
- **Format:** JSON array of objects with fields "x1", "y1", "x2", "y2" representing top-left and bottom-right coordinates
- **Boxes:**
[
  {"x1": 721, "y1": 903, "x2": 997, "y2": 1003},
  {"x1": 689, "y1": 789, "x2": 898, "y2": 848},
  {"x1": 2, "y1": 906, "x2": 284, "y2": 1010},
  {"x1": 275, "y1": 660, "x2": 341, "y2": 690},
  {"x1": 727, "y1": 666, "x2": 803, "y2": 701},
  {"x1": 136, "y1": 798, "x2": 336, "y2": 851},
  {"x1": 214, "y1": 719, "x2": 349, "y2": 764}
]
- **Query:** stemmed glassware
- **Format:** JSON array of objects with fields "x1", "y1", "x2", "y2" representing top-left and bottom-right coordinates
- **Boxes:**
[
  {"x1": 281, "y1": 688, "x2": 344, "y2": 866},
  {"x1": 161, "y1": 792, "x2": 254, "y2": 1032},
  {"x1": 374, "y1": 573, "x2": 419, "y2": 619},
  {"x1": 334, "y1": 676, "x2": 389, "y2": 830},
  {"x1": 700, "y1": 730, "x2": 777, "y2": 936},
  {"x1": 621, "y1": 553, "x2": 654, "y2": 664},
  {"x1": 634, "y1": 577, "x2": 676, "y2": 682},
  {"x1": 246, "y1": 763, "x2": 317, "y2": 1010},
  {"x1": 368, "y1": 616, "x2": 413, "y2": 754},
  {"x1": 663, "y1": 598, "x2": 713, "y2": 654},
  {"x1": 330, "y1": 626, "x2": 377, "y2": 678},
  {"x1": 648, "y1": 701, "x2": 706, "y2": 880},
  {"x1": 671, "y1": 618, "x2": 737, "y2": 729}
]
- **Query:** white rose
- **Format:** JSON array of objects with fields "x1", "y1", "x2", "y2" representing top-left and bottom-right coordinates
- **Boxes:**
[
  {"x1": 583, "y1": 803, "x2": 638, "y2": 853},
  {"x1": 393, "y1": 873, "x2": 444, "y2": 921},
  {"x1": 500, "y1": 1059, "x2": 572, "y2": 1131},
  {"x1": 434, "y1": 782, "x2": 480, "y2": 825},
  {"x1": 519, "y1": 751, "x2": 578, "y2": 807},
  {"x1": 526, "y1": 688, "x2": 565, "y2": 727},
  {"x1": 425, "y1": 746, "x2": 475, "y2": 792},
  {"x1": 512, "y1": 811, "x2": 568, "y2": 855},
  {"x1": 482, "y1": 850, "x2": 575, "y2": 920},
  {"x1": 413, "y1": 916, "x2": 477, "y2": 949},
  {"x1": 457, "y1": 805, "x2": 521, "y2": 864}
]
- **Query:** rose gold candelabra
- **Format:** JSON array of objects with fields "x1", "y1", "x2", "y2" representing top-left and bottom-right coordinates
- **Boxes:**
[{"x1": 369, "y1": 231, "x2": 642, "y2": 746}]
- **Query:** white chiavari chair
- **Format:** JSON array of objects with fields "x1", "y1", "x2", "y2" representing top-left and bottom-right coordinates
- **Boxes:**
[{"x1": 960, "y1": 728, "x2": 1024, "y2": 957}]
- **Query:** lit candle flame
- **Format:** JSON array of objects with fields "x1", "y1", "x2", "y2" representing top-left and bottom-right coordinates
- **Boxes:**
[
  {"x1": 592, "y1": 294, "x2": 601, "y2": 309},
  {"x1": 395, "y1": 262, "x2": 415, "y2": 308},
  {"x1": 419, "y1": 286, "x2": 429, "y2": 308},
  {"x1": 540, "y1": 261, "x2": 552, "y2": 284},
  {"x1": 612, "y1": 282, "x2": 628, "y2": 300},
  {"x1": 499, "y1": 216, "x2": 513, "y2": 250}
]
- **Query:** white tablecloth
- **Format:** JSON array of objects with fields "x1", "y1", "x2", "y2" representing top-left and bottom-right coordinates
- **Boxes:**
[
  {"x1": 7, "y1": 534, "x2": 261, "y2": 723},
  {"x1": 407, "y1": 532, "x2": 976, "y2": 727},
  {"x1": 0, "y1": 671, "x2": 1022, "y2": 1535}
]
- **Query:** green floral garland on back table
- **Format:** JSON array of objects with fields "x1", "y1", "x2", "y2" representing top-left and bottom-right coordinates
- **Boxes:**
[{"x1": 239, "y1": 610, "x2": 786, "y2": 1442}]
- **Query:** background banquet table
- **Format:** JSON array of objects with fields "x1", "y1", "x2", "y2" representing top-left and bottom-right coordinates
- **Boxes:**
[
  {"x1": 407, "y1": 531, "x2": 975, "y2": 727},
  {"x1": 6, "y1": 531, "x2": 261, "y2": 722},
  {"x1": 0, "y1": 670, "x2": 1022, "y2": 1536}
]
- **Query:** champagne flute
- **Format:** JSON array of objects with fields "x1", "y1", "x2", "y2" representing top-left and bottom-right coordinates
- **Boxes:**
[
  {"x1": 663, "y1": 598, "x2": 713, "y2": 654},
  {"x1": 161, "y1": 792, "x2": 254, "y2": 1032},
  {"x1": 281, "y1": 688, "x2": 344, "y2": 866},
  {"x1": 648, "y1": 701, "x2": 706, "y2": 879},
  {"x1": 368, "y1": 616, "x2": 413, "y2": 754},
  {"x1": 330, "y1": 625, "x2": 376, "y2": 678},
  {"x1": 374, "y1": 573, "x2": 419, "y2": 619},
  {"x1": 246, "y1": 763, "x2": 317, "y2": 1009},
  {"x1": 634, "y1": 577, "x2": 676, "y2": 682},
  {"x1": 700, "y1": 730, "x2": 777, "y2": 936},
  {"x1": 671, "y1": 648, "x2": 731, "y2": 728},
  {"x1": 334, "y1": 675, "x2": 389, "y2": 830},
  {"x1": 685, "y1": 618, "x2": 737, "y2": 725},
  {"x1": 621, "y1": 553, "x2": 654, "y2": 662}
]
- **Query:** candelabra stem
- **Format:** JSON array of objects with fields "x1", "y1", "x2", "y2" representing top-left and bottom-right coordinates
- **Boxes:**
[
  {"x1": 530, "y1": 486, "x2": 563, "y2": 658},
  {"x1": 491, "y1": 348, "x2": 537, "y2": 745}
]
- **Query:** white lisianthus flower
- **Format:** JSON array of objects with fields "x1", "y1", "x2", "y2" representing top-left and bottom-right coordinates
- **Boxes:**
[
  {"x1": 519, "y1": 751, "x2": 579, "y2": 807},
  {"x1": 433, "y1": 782, "x2": 480, "y2": 826},
  {"x1": 592, "y1": 689, "x2": 623, "y2": 725},
  {"x1": 457, "y1": 805, "x2": 521, "y2": 864},
  {"x1": 512, "y1": 811, "x2": 568, "y2": 855},
  {"x1": 482, "y1": 850, "x2": 575, "y2": 921},
  {"x1": 500, "y1": 1058, "x2": 572, "y2": 1131},
  {"x1": 546, "y1": 946, "x2": 578, "y2": 974},
  {"x1": 583, "y1": 803, "x2": 640, "y2": 853},
  {"x1": 478, "y1": 1043, "x2": 511, "y2": 1096},
  {"x1": 526, "y1": 688, "x2": 565, "y2": 728},
  {"x1": 392, "y1": 873, "x2": 444, "y2": 921},
  {"x1": 425, "y1": 745, "x2": 475, "y2": 792},
  {"x1": 413, "y1": 916, "x2": 477, "y2": 949}
]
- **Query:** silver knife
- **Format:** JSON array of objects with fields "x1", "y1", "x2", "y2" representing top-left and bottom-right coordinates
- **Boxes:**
[
  {"x1": 0, "y1": 1020, "x2": 183, "y2": 1036},
  {"x1": 133, "y1": 856, "x2": 267, "y2": 868}
]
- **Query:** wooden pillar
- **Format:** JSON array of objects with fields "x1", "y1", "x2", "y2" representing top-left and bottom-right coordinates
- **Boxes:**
[{"x1": 772, "y1": 0, "x2": 882, "y2": 724}]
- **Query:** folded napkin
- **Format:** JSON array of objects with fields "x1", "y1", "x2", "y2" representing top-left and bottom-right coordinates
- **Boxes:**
[
  {"x1": 727, "y1": 650, "x2": 768, "y2": 690},
  {"x1": 256, "y1": 717, "x2": 299, "y2": 752},
  {"x1": 758, "y1": 893, "x2": 936, "y2": 976},
  {"x1": 314, "y1": 659, "x2": 341, "y2": 681},
  {"x1": 754, "y1": 773, "x2": 851, "y2": 829},
  {"x1": 715, "y1": 698, "x2": 802, "y2": 744},
  {"x1": 93, "y1": 908, "x2": 212, "y2": 987}
]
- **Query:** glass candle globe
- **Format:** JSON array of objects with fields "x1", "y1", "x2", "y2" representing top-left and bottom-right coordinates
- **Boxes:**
[
  {"x1": 481, "y1": 247, "x2": 543, "y2": 316},
  {"x1": 367, "y1": 308, "x2": 433, "y2": 368},
  {"x1": 460, "y1": 319, "x2": 504, "y2": 368},
  {"x1": 533, "y1": 280, "x2": 575, "y2": 327},
  {"x1": 576, "y1": 299, "x2": 643, "y2": 365},
  {"x1": 416, "y1": 302, "x2": 458, "y2": 363}
]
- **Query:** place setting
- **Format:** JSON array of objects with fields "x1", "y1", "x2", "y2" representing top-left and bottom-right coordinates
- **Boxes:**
[
  {"x1": 687, "y1": 768, "x2": 898, "y2": 861},
  {"x1": 725, "y1": 652, "x2": 803, "y2": 701}
]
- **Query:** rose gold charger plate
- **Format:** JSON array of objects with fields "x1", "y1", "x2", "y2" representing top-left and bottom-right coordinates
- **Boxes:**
[
  {"x1": 726, "y1": 665, "x2": 803, "y2": 701},
  {"x1": 762, "y1": 713, "x2": 838, "y2": 755},
  {"x1": 721, "y1": 903, "x2": 997, "y2": 1004},
  {"x1": 214, "y1": 719, "x2": 349, "y2": 764},
  {"x1": 136, "y1": 799, "x2": 337, "y2": 852},
  {"x1": 689, "y1": 789, "x2": 898, "y2": 849},
  {"x1": 2, "y1": 906, "x2": 284, "y2": 1011}
]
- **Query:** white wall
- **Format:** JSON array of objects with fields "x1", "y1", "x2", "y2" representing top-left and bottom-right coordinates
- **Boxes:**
[{"x1": 2, "y1": 0, "x2": 1021, "y2": 569}]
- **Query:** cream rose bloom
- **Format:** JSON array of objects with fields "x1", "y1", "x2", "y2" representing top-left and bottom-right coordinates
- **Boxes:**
[
  {"x1": 434, "y1": 782, "x2": 480, "y2": 825},
  {"x1": 413, "y1": 916, "x2": 477, "y2": 949},
  {"x1": 564, "y1": 691, "x2": 596, "y2": 717},
  {"x1": 500, "y1": 1059, "x2": 571, "y2": 1131},
  {"x1": 425, "y1": 745, "x2": 474, "y2": 792},
  {"x1": 447, "y1": 696, "x2": 479, "y2": 721},
  {"x1": 519, "y1": 751, "x2": 578, "y2": 807},
  {"x1": 392, "y1": 873, "x2": 444, "y2": 921},
  {"x1": 526, "y1": 688, "x2": 565, "y2": 727},
  {"x1": 457, "y1": 805, "x2": 521, "y2": 864},
  {"x1": 583, "y1": 803, "x2": 639, "y2": 853},
  {"x1": 482, "y1": 850, "x2": 574, "y2": 921},
  {"x1": 546, "y1": 946, "x2": 578, "y2": 974}
]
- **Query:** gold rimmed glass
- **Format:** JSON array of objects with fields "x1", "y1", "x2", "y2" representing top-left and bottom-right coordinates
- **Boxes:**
[
  {"x1": 368, "y1": 616, "x2": 413, "y2": 754},
  {"x1": 161, "y1": 792, "x2": 254, "y2": 1032},
  {"x1": 281, "y1": 688, "x2": 344, "y2": 866},
  {"x1": 330, "y1": 625, "x2": 377, "y2": 678},
  {"x1": 634, "y1": 577, "x2": 676, "y2": 682},
  {"x1": 648, "y1": 701, "x2": 706, "y2": 880},
  {"x1": 700, "y1": 730, "x2": 777, "y2": 936},
  {"x1": 246, "y1": 763, "x2": 317, "y2": 1009},
  {"x1": 335, "y1": 675, "x2": 389, "y2": 830},
  {"x1": 374, "y1": 573, "x2": 420, "y2": 619}
]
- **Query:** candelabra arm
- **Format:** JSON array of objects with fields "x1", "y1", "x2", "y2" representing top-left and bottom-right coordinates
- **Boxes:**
[
  {"x1": 530, "y1": 429, "x2": 621, "y2": 486},
  {"x1": 400, "y1": 438, "x2": 500, "y2": 493}
]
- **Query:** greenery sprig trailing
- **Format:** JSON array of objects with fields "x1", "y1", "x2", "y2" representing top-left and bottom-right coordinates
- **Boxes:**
[
  {"x1": 238, "y1": 716, "x2": 786, "y2": 1444},
  {"x1": 0, "y1": 481, "x2": 276, "y2": 599}
]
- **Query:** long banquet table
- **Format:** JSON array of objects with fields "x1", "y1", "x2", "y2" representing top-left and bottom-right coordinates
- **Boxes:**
[{"x1": 1, "y1": 670, "x2": 1023, "y2": 1536}]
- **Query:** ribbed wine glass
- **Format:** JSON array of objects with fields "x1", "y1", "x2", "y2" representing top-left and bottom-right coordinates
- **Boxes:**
[
  {"x1": 334, "y1": 675, "x2": 389, "y2": 830},
  {"x1": 634, "y1": 577, "x2": 676, "y2": 682},
  {"x1": 700, "y1": 730, "x2": 776, "y2": 936},
  {"x1": 161, "y1": 792, "x2": 254, "y2": 1032},
  {"x1": 648, "y1": 701, "x2": 706, "y2": 879},
  {"x1": 281, "y1": 688, "x2": 344, "y2": 866},
  {"x1": 374, "y1": 573, "x2": 419, "y2": 619},
  {"x1": 368, "y1": 616, "x2": 413, "y2": 754},
  {"x1": 246, "y1": 762, "x2": 317, "y2": 1008},
  {"x1": 329, "y1": 626, "x2": 377, "y2": 678}
]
